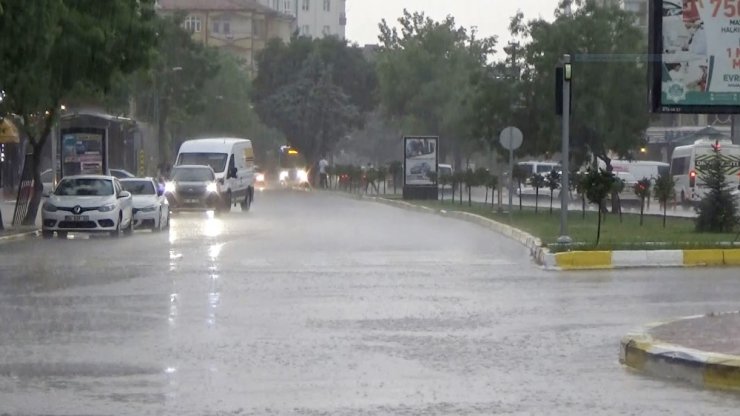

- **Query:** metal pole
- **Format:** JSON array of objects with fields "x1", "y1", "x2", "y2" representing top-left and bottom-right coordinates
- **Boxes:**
[
  {"x1": 508, "y1": 143, "x2": 514, "y2": 222},
  {"x1": 558, "y1": 54, "x2": 572, "y2": 245}
]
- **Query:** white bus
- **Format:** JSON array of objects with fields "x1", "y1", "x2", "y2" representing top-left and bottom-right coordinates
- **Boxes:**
[{"x1": 670, "y1": 139, "x2": 740, "y2": 204}]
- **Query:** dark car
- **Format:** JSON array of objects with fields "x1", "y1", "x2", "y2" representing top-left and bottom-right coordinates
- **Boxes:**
[{"x1": 164, "y1": 165, "x2": 222, "y2": 212}]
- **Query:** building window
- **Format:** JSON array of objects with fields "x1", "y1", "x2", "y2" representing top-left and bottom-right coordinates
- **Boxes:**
[
  {"x1": 323, "y1": 0, "x2": 330, "y2": 11},
  {"x1": 322, "y1": 25, "x2": 330, "y2": 36},
  {"x1": 301, "y1": 25, "x2": 310, "y2": 35},
  {"x1": 184, "y1": 15, "x2": 202, "y2": 33},
  {"x1": 253, "y1": 19, "x2": 266, "y2": 38},
  {"x1": 212, "y1": 21, "x2": 220, "y2": 33},
  {"x1": 302, "y1": 0, "x2": 310, "y2": 11},
  {"x1": 284, "y1": 0, "x2": 294, "y2": 14},
  {"x1": 223, "y1": 20, "x2": 231, "y2": 34}
]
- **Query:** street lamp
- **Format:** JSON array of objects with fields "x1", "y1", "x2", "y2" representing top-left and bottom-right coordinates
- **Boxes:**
[{"x1": 557, "y1": 54, "x2": 572, "y2": 245}]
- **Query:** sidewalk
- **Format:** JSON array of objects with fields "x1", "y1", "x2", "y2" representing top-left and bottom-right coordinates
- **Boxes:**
[
  {"x1": 621, "y1": 312, "x2": 740, "y2": 391},
  {"x1": 1, "y1": 200, "x2": 40, "y2": 240}
]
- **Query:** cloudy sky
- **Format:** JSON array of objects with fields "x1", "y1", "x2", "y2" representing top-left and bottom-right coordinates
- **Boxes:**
[{"x1": 345, "y1": 0, "x2": 561, "y2": 47}]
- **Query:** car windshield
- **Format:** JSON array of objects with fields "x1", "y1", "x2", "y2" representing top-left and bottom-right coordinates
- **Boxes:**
[
  {"x1": 177, "y1": 153, "x2": 228, "y2": 172},
  {"x1": 54, "y1": 178, "x2": 114, "y2": 196},
  {"x1": 121, "y1": 180, "x2": 156, "y2": 195},
  {"x1": 172, "y1": 167, "x2": 214, "y2": 182}
]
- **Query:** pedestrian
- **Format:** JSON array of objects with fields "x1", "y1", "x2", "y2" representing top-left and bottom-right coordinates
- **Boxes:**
[{"x1": 319, "y1": 156, "x2": 329, "y2": 189}]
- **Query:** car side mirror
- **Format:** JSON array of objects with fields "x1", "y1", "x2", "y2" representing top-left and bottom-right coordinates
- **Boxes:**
[{"x1": 118, "y1": 190, "x2": 131, "y2": 199}]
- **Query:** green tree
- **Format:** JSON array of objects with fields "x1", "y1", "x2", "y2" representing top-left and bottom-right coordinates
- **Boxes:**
[
  {"x1": 0, "y1": 0, "x2": 157, "y2": 224},
  {"x1": 514, "y1": 1, "x2": 648, "y2": 165},
  {"x1": 653, "y1": 173, "x2": 676, "y2": 229},
  {"x1": 475, "y1": 167, "x2": 491, "y2": 204},
  {"x1": 695, "y1": 145, "x2": 739, "y2": 233},
  {"x1": 438, "y1": 172, "x2": 451, "y2": 202},
  {"x1": 487, "y1": 174, "x2": 499, "y2": 209},
  {"x1": 531, "y1": 173, "x2": 545, "y2": 213},
  {"x1": 512, "y1": 164, "x2": 527, "y2": 211},
  {"x1": 582, "y1": 167, "x2": 615, "y2": 245},
  {"x1": 376, "y1": 10, "x2": 496, "y2": 166},
  {"x1": 463, "y1": 168, "x2": 479, "y2": 206},
  {"x1": 633, "y1": 178, "x2": 651, "y2": 226},
  {"x1": 545, "y1": 169, "x2": 561, "y2": 215},
  {"x1": 253, "y1": 36, "x2": 376, "y2": 170},
  {"x1": 453, "y1": 171, "x2": 466, "y2": 205}
]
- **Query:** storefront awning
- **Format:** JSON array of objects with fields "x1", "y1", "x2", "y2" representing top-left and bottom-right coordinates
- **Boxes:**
[{"x1": 0, "y1": 118, "x2": 19, "y2": 144}]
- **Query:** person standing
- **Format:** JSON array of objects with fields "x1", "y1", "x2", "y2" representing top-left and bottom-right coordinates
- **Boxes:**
[{"x1": 319, "y1": 157, "x2": 329, "y2": 189}]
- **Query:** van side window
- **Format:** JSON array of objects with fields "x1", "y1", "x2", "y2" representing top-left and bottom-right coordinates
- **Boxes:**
[
  {"x1": 670, "y1": 157, "x2": 689, "y2": 175},
  {"x1": 228, "y1": 155, "x2": 236, "y2": 172}
]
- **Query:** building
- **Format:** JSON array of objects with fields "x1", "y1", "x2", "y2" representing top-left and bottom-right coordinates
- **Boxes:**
[
  {"x1": 157, "y1": 0, "x2": 296, "y2": 71},
  {"x1": 257, "y1": 0, "x2": 346, "y2": 39}
]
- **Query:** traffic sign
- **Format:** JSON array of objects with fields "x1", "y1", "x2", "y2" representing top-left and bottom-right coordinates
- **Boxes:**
[{"x1": 499, "y1": 127, "x2": 523, "y2": 151}]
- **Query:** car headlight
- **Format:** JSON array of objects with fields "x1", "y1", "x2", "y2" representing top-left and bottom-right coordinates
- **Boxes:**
[
  {"x1": 164, "y1": 182, "x2": 176, "y2": 193},
  {"x1": 206, "y1": 182, "x2": 218, "y2": 193},
  {"x1": 297, "y1": 169, "x2": 308, "y2": 183},
  {"x1": 98, "y1": 203, "x2": 117, "y2": 212},
  {"x1": 140, "y1": 205, "x2": 157, "y2": 212},
  {"x1": 256, "y1": 173, "x2": 265, "y2": 182},
  {"x1": 42, "y1": 202, "x2": 57, "y2": 212},
  {"x1": 279, "y1": 170, "x2": 289, "y2": 181}
]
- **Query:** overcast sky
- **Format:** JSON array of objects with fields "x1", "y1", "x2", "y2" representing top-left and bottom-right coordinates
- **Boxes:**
[{"x1": 345, "y1": 0, "x2": 561, "y2": 48}]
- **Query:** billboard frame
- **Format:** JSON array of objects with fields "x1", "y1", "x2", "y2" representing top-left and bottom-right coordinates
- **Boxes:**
[
  {"x1": 649, "y1": 0, "x2": 740, "y2": 114},
  {"x1": 402, "y1": 135, "x2": 439, "y2": 200}
]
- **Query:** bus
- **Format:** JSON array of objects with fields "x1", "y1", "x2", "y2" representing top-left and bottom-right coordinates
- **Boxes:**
[
  {"x1": 278, "y1": 146, "x2": 309, "y2": 188},
  {"x1": 670, "y1": 139, "x2": 740, "y2": 204}
]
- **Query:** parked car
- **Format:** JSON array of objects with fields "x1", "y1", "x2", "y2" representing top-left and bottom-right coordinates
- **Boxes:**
[
  {"x1": 41, "y1": 175, "x2": 133, "y2": 238},
  {"x1": 109, "y1": 169, "x2": 135, "y2": 179},
  {"x1": 120, "y1": 178, "x2": 170, "y2": 231},
  {"x1": 164, "y1": 165, "x2": 221, "y2": 212}
]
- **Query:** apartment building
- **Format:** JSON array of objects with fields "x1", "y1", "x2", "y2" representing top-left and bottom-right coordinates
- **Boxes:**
[{"x1": 257, "y1": 0, "x2": 346, "y2": 39}]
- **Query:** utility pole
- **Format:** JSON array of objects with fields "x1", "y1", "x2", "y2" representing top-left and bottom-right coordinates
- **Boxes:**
[{"x1": 557, "y1": 55, "x2": 573, "y2": 245}]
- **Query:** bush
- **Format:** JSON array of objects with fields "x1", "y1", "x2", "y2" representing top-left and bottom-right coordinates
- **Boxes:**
[{"x1": 695, "y1": 144, "x2": 740, "y2": 233}]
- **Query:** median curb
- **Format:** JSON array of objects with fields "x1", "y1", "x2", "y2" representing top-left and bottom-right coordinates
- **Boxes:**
[{"x1": 620, "y1": 312, "x2": 740, "y2": 392}]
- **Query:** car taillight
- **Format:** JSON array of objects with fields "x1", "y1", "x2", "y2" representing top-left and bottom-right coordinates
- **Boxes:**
[{"x1": 689, "y1": 170, "x2": 696, "y2": 187}]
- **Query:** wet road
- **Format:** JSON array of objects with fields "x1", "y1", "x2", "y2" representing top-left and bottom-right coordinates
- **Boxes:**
[{"x1": 1, "y1": 190, "x2": 739, "y2": 415}]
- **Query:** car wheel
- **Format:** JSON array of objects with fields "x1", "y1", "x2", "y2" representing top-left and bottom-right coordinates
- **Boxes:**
[
  {"x1": 223, "y1": 191, "x2": 232, "y2": 213},
  {"x1": 123, "y1": 215, "x2": 134, "y2": 236},
  {"x1": 42, "y1": 230, "x2": 54, "y2": 239},
  {"x1": 110, "y1": 214, "x2": 122, "y2": 238},
  {"x1": 154, "y1": 208, "x2": 163, "y2": 232}
]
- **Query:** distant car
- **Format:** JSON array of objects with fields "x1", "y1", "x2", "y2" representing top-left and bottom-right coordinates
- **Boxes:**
[
  {"x1": 109, "y1": 169, "x2": 135, "y2": 179},
  {"x1": 164, "y1": 165, "x2": 222, "y2": 212},
  {"x1": 255, "y1": 171, "x2": 266, "y2": 191},
  {"x1": 41, "y1": 175, "x2": 134, "y2": 239},
  {"x1": 120, "y1": 178, "x2": 170, "y2": 231}
]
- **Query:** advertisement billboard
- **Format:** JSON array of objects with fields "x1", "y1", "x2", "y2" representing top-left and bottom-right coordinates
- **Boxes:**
[
  {"x1": 60, "y1": 129, "x2": 106, "y2": 176},
  {"x1": 650, "y1": 0, "x2": 740, "y2": 113},
  {"x1": 404, "y1": 136, "x2": 438, "y2": 185},
  {"x1": 403, "y1": 136, "x2": 438, "y2": 200}
]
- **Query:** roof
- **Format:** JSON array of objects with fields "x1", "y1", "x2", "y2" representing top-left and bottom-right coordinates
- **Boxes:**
[
  {"x1": 60, "y1": 175, "x2": 116, "y2": 180},
  {"x1": 158, "y1": 0, "x2": 286, "y2": 16}
]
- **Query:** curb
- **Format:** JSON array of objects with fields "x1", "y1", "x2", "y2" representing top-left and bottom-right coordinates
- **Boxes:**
[
  {"x1": 344, "y1": 194, "x2": 740, "y2": 271},
  {"x1": 620, "y1": 311, "x2": 740, "y2": 391},
  {"x1": 0, "y1": 229, "x2": 40, "y2": 242}
]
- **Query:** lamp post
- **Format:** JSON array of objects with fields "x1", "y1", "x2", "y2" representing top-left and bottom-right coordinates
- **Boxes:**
[{"x1": 557, "y1": 54, "x2": 572, "y2": 245}]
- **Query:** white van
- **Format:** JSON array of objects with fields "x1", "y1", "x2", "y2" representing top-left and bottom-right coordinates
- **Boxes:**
[
  {"x1": 516, "y1": 161, "x2": 561, "y2": 186},
  {"x1": 175, "y1": 138, "x2": 256, "y2": 211},
  {"x1": 670, "y1": 139, "x2": 740, "y2": 204}
]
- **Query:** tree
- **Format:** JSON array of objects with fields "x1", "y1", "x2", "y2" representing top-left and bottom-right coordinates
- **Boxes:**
[
  {"x1": 581, "y1": 167, "x2": 615, "y2": 245},
  {"x1": 487, "y1": 174, "x2": 499, "y2": 210},
  {"x1": 545, "y1": 169, "x2": 561, "y2": 215},
  {"x1": 512, "y1": 164, "x2": 527, "y2": 211},
  {"x1": 0, "y1": 0, "x2": 157, "y2": 224},
  {"x1": 695, "y1": 144, "x2": 740, "y2": 233},
  {"x1": 376, "y1": 10, "x2": 496, "y2": 166},
  {"x1": 377, "y1": 165, "x2": 388, "y2": 194},
  {"x1": 463, "y1": 168, "x2": 479, "y2": 206},
  {"x1": 388, "y1": 161, "x2": 403, "y2": 194},
  {"x1": 611, "y1": 177, "x2": 626, "y2": 222},
  {"x1": 574, "y1": 171, "x2": 588, "y2": 219},
  {"x1": 653, "y1": 173, "x2": 676, "y2": 229},
  {"x1": 253, "y1": 36, "x2": 376, "y2": 170},
  {"x1": 453, "y1": 171, "x2": 466, "y2": 205},
  {"x1": 531, "y1": 173, "x2": 545, "y2": 213},
  {"x1": 633, "y1": 178, "x2": 651, "y2": 226},
  {"x1": 513, "y1": 1, "x2": 648, "y2": 166},
  {"x1": 475, "y1": 167, "x2": 491, "y2": 204},
  {"x1": 438, "y1": 172, "x2": 451, "y2": 202}
]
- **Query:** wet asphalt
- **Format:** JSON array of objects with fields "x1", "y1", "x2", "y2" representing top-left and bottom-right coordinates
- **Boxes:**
[{"x1": 1, "y1": 190, "x2": 740, "y2": 415}]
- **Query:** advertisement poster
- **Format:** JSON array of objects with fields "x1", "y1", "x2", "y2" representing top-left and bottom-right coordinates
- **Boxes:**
[
  {"x1": 404, "y1": 136, "x2": 438, "y2": 186},
  {"x1": 62, "y1": 132, "x2": 104, "y2": 175},
  {"x1": 654, "y1": 0, "x2": 740, "y2": 112}
]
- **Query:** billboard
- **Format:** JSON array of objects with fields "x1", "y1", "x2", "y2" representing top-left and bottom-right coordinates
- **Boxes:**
[
  {"x1": 61, "y1": 129, "x2": 106, "y2": 176},
  {"x1": 650, "y1": 0, "x2": 740, "y2": 113},
  {"x1": 404, "y1": 136, "x2": 438, "y2": 186}
]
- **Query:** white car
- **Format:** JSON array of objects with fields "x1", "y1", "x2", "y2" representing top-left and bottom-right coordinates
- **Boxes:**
[
  {"x1": 120, "y1": 177, "x2": 170, "y2": 231},
  {"x1": 41, "y1": 175, "x2": 134, "y2": 238}
]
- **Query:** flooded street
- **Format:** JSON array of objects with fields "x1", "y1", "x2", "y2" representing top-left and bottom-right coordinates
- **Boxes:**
[{"x1": 1, "y1": 190, "x2": 739, "y2": 415}]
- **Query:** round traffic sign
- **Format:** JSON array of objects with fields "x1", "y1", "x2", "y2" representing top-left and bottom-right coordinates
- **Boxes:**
[{"x1": 499, "y1": 126, "x2": 523, "y2": 150}]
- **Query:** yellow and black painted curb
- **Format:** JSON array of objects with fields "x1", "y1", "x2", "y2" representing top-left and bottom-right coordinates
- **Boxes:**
[{"x1": 620, "y1": 312, "x2": 740, "y2": 392}]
